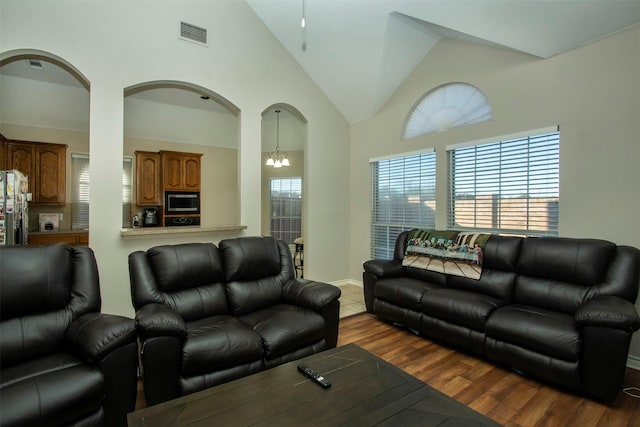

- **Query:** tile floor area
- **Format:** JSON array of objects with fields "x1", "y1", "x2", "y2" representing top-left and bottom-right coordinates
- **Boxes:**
[{"x1": 337, "y1": 284, "x2": 366, "y2": 318}]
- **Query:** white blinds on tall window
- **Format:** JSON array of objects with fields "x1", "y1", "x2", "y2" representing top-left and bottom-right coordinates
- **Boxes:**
[
  {"x1": 71, "y1": 153, "x2": 90, "y2": 230},
  {"x1": 71, "y1": 154, "x2": 134, "y2": 229},
  {"x1": 370, "y1": 150, "x2": 436, "y2": 259},
  {"x1": 447, "y1": 128, "x2": 559, "y2": 236},
  {"x1": 122, "y1": 157, "x2": 133, "y2": 228},
  {"x1": 270, "y1": 177, "x2": 302, "y2": 245}
]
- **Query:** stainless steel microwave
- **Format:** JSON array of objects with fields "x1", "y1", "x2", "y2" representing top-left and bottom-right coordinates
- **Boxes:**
[{"x1": 164, "y1": 192, "x2": 200, "y2": 215}]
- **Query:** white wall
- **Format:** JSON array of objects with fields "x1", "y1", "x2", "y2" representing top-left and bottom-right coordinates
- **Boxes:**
[
  {"x1": 349, "y1": 26, "x2": 640, "y2": 359},
  {"x1": 0, "y1": 0, "x2": 350, "y2": 317}
]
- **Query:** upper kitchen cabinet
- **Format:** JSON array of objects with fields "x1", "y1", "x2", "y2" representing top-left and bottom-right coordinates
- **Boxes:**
[
  {"x1": 4, "y1": 140, "x2": 67, "y2": 205},
  {"x1": 135, "y1": 151, "x2": 161, "y2": 205},
  {"x1": 161, "y1": 151, "x2": 202, "y2": 192}
]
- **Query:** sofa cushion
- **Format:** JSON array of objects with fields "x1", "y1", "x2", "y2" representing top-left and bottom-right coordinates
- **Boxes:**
[
  {"x1": 0, "y1": 354, "x2": 104, "y2": 426},
  {"x1": 419, "y1": 289, "x2": 503, "y2": 331},
  {"x1": 485, "y1": 304, "x2": 580, "y2": 362},
  {"x1": 375, "y1": 277, "x2": 440, "y2": 311},
  {"x1": 219, "y1": 236, "x2": 281, "y2": 282},
  {"x1": 517, "y1": 237, "x2": 615, "y2": 285},
  {"x1": 0, "y1": 244, "x2": 73, "y2": 320},
  {"x1": 182, "y1": 315, "x2": 263, "y2": 376},
  {"x1": 239, "y1": 304, "x2": 326, "y2": 360},
  {"x1": 147, "y1": 243, "x2": 225, "y2": 292}
]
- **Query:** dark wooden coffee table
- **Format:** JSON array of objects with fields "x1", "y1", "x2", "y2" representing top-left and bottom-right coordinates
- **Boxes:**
[{"x1": 128, "y1": 343, "x2": 501, "y2": 426}]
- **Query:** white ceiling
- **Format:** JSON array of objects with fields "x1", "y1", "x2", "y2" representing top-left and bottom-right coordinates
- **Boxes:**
[
  {"x1": 2, "y1": 1, "x2": 640, "y2": 127},
  {"x1": 247, "y1": 0, "x2": 640, "y2": 123}
]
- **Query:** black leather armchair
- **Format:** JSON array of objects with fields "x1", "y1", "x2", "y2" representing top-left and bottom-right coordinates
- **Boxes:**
[
  {"x1": 129, "y1": 236, "x2": 341, "y2": 405},
  {"x1": 0, "y1": 244, "x2": 138, "y2": 427}
]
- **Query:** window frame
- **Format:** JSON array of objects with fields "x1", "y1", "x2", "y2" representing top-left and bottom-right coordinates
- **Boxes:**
[
  {"x1": 70, "y1": 153, "x2": 134, "y2": 229},
  {"x1": 269, "y1": 176, "x2": 302, "y2": 245},
  {"x1": 370, "y1": 149, "x2": 436, "y2": 259},
  {"x1": 446, "y1": 126, "x2": 560, "y2": 236}
]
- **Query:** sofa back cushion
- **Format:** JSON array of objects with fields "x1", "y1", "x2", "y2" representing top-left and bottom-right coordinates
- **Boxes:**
[
  {"x1": 0, "y1": 245, "x2": 100, "y2": 368},
  {"x1": 219, "y1": 237, "x2": 292, "y2": 315},
  {"x1": 447, "y1": 235, "x2": 522, "y2": 301},
  {"x1": 131, "y1": 243, "x2": 229, "y2": 321},
  {"x1": 514, "y1": 237, "x2": 616, "y2": 313}
]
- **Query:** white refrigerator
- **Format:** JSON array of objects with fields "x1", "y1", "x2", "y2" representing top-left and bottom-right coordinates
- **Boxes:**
[{"x1": 0, "y1": 169, "x2": 30, "y2": 245}]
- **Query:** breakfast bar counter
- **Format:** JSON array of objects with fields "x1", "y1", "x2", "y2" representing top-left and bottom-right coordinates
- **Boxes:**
[{"x1": 120, "y1": 225, "x2": 247, "y2": 239}]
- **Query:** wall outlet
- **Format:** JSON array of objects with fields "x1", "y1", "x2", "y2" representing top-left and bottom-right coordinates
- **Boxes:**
[{"x1": 58, "y1": 213, "x2": 63, "y2": 220}]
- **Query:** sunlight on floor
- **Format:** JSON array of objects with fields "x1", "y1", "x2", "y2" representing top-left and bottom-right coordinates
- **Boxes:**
[{"x1": 337, "y1": 284, "x2": 366, "y2": 318}]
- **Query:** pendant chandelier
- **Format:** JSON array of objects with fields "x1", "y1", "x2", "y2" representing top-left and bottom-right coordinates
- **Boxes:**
[{"x1": 265, "y1": 109, "x2": 290, "y2": 168}]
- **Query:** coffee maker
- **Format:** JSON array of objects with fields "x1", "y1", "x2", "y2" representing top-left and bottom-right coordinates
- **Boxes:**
[{"x1": 142, "y1": 208, "x2": 159, "y2": 227}]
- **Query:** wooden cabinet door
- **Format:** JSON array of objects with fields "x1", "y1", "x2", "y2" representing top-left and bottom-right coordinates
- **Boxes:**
[
  {"x1": 136, "y1": 151, "x2": 161, "y2": 205},
  {"x1": 183, "y1": 154, "x2": 201, "y2": 191},
  {"x1": 34, "y1": 144, "x2": 66, "y2": 204},
  {"x1": 162, "y1": 151, "x2": 184, "y2": 191},
  {"x1": 6, "y1": 142, "x2": 34, "y2": 178},
  {"x1": 161, "y1": 151, "x2": 202, "y2": 191}
]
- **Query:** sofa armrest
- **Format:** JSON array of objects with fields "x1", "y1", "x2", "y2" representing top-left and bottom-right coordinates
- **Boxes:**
[
  {"x1": 66, "y1": 312, "x2": 137, "y2": 362},
  {"x1": 575, "y1": 296, "x2": 640, "y2": 331},
  {"x1": 363, "y1": 259, "x2": 403, "y2": 278},
  {"x1": 136, "y1": 303, "x2": 187, "y2": 340},
  {"x1": 282, "y1": 279, "x2": 341, "y2": 311}
]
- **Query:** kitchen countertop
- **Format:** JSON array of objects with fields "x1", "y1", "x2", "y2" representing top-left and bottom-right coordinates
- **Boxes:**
[
  {"x1": 30, "y1": 229, "x2": 89, "y2": 235},
  {"x1": 120, "y1": 225, "x2": 247, "y2": 238}
]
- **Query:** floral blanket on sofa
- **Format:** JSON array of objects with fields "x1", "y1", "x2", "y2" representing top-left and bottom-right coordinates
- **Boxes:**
[{"x1": 402, "y1": 229, "x2": 490, "y2": 280}]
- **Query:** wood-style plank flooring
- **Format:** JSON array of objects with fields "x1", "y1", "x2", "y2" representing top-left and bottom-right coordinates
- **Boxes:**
[{"x1": 338, "y1": 313, "x2": 640, "y2": 427}]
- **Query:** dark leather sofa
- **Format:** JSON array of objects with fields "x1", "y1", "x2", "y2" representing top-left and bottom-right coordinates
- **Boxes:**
[
  {"x1": 129, "y1": 236, "x2": 341, "y2": 405},
  {"x1": 363, "y1": 231, "x2": 640, "y2": 402},
  {"x1": 0, "y1": 244, "x2": 138, "y2": 427}
]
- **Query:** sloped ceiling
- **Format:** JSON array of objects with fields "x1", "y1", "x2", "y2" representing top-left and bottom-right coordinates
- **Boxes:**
[{"x1": 247, "y1": 0, "x2": 640, "y2": 123}]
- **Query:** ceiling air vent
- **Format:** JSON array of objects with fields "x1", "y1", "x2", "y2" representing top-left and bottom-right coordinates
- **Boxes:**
[{"x1": 179, "y1": 21, "x2": 208, "y2": 46}]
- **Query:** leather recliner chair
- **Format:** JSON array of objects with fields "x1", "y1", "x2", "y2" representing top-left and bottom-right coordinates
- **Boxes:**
[
  {"x1": 0, "y1": 244, "x2": 138, "y2": 427},
  {"x1": 129, "y1": 236, "x2": 341, "y2": 405}
]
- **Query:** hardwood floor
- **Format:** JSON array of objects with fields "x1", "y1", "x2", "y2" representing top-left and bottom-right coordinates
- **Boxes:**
[
  {"x1": 338, "y1": 313, "x2": 640, "y2": 427},
  {"x1": 134, "y1": 313, "x2": 640, "y2": 426}
]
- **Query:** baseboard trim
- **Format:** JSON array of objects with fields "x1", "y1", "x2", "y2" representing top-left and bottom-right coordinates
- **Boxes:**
[
  {"x1": 331, "y1": 280, "x2": 363, "y2": 288},
  {"x1": 628, "y1": 355, "x2": 640, "y2": 370}
]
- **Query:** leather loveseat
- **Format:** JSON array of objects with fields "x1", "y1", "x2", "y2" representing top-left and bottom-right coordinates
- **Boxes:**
[
  {"x1": 129, "y1": 236, "x2": 341, "y2": 405},
  {"x1": 363, "y1": 230, "x2": 640, "y2": 402},
  {"x1": 0, "y1": 244, "x2": 138, "y2": 427}
]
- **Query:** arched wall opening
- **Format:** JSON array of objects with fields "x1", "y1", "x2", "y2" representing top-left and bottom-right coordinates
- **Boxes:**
[
  {"x1": 0, "y1": 49, "x2": 90, "y2": 235},
  {"x1": 123, "y1": 80, "x2": 241, "y2": 227},
  {"x1": 260, "y1": 103, "x2": 307, "y2": 263}
]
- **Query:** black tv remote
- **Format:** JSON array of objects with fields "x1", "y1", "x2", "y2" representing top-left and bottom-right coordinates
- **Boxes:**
[{"x1": 297, "y1": 364, "x2": 331, "y2": 388}]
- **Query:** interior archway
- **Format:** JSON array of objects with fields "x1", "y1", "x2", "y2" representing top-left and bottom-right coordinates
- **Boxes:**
[
  {"x1": 0, "y1": 49, "x2": 90, "y2": 236},
  {"x1": 123, "y1": 81, "x2": 240, "y2": 228},
  {"x1": 260, "y1": 104, "x2": 307, "y2": 273}
]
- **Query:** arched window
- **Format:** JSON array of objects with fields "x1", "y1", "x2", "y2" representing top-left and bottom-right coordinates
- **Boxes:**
[{"x1": 403, "y1": 83, "x2": 492, "y2": 138}]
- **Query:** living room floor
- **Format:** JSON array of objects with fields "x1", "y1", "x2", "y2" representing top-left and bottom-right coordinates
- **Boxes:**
[{"x1": 337, "y1": 284, "x2": 366, "y2": 318}]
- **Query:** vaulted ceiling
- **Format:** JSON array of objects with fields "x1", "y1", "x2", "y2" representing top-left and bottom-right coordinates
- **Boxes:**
[{"x1": 247, "y1": 0, "x2": 640, "y2": 123}]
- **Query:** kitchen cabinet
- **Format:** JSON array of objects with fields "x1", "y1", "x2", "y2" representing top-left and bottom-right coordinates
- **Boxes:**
[
  {"x1": 4, "y1": 140, "x2": 67, "y2": 205},
  {"x1": 161, "y1": 151, "x2": 202, "y2": 192},
  {"x1": 30, "y1": 231, "x2": 88, "y2": 246},
  {"x1": 135, "y1": 151, "x2": 161, "y2": 205}
]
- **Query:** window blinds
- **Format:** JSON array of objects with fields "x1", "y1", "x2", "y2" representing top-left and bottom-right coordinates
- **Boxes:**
[
  {"x1": 71, "y1": 153, "x2": 90, "y2": 229},
  {"x1": 447, "y1": 129, "x2": 559, "y2": 236},
  {"x1": 370, "y1": 150, "x2": 436, "y2": 259},
  {"x1": 71, "y1": 154, "x2": 134, "y2": 229}
]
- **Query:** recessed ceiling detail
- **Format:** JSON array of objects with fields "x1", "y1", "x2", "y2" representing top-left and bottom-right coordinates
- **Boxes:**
[
  {"x1": 247, "y1": 0, "x2": 640, "y2": 123},
  {"x1": 403, "y1": 83, "x2": 492, "y2": 138}
]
